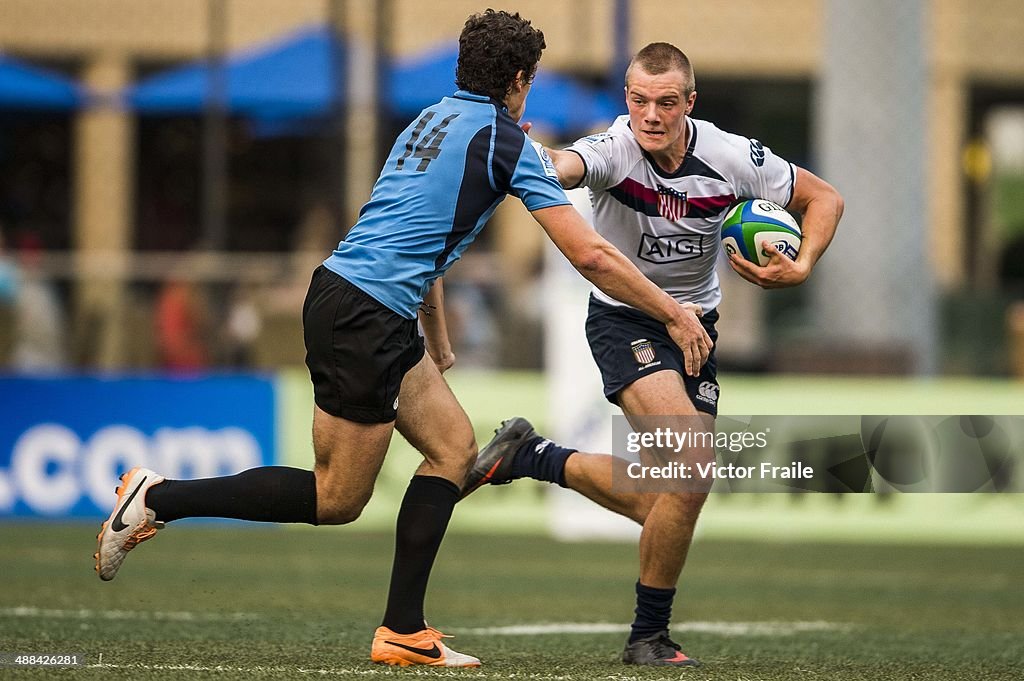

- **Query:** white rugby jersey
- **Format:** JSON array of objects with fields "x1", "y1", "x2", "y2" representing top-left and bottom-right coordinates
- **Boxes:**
[{"x1": 566, "y1": 115, "x2": 795, "y2": 310}]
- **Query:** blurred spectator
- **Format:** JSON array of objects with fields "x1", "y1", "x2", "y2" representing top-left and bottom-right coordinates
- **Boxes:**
[
  {"x1": 154, "y1": 278, "x2": 211, "y2": 371},
  {"x1": 999, "y1": 230, "x2": 1024, "y2": 295},
  {"x1": 10, "y1": 232, "x2": 67, "y2": 372},
  {"x1": 0, "y1": 230, "x2": 18, "y2": 364},
  {"x1": 250, "y1": 201, "x2": 335, "y2": 368},
  {"x1": 1003, "y1": 228, "x2": 1024, "y2": 379},
  {"x1": 224, "y1": 286, "x2": 262, "y2": 367},
  {"x1": 0, "y1": 231, "x2": 15, "y2": 300},
  {"x1": 443, "y1": 281, "x2": 498, "y2": 367}
]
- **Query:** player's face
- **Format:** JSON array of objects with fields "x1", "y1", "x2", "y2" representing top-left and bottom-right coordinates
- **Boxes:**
[{"x1": 625, "y1": 67, "x2": 695, "y2": 155}]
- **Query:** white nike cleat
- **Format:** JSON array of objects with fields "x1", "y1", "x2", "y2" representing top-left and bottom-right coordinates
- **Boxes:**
[{"x1": 94, "y1": 467, "x2": 165, "y2": 581}]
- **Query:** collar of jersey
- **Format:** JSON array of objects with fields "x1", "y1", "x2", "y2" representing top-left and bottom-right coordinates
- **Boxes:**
[
  {"x1": 453, "y1": 89, "x2": 508, "y2": 112},
  {"x1": 633, "y1": 117, "x2": 698, "y2": 179}
]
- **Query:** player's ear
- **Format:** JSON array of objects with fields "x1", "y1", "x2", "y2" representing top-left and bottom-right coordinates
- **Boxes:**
[
  {"x1": 685, "y1": 90, "x2": 697, "y2": 114},
  {"x1": 513, "y1": 69, "x2": 526, "y2": 92}
]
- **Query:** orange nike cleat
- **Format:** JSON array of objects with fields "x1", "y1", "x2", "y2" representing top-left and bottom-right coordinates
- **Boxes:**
[{"x1": 370, "y1": 625, "x2": 480, "y2": 667}]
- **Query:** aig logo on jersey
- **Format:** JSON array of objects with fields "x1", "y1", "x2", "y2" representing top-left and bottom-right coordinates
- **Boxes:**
[
  {"x1": 696, "y1": 381, "x2": 719, "y2": 406},
  {"x1": 638, "y1": 233, "x2": 704, "y2": 264},
  {"x1": 657, "y1": 186, "x2": 688, "y2": 221},
  {"x1": 630, "y1": 339, "x2": 658, "y2": 368}
]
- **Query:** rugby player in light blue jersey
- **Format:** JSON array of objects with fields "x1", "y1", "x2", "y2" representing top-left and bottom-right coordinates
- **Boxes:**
[{"x1": 94, "y1": 9, "x2": 710, "y2": 669}]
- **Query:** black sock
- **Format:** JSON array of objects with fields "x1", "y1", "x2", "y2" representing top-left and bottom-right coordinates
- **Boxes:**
[
  {"x1": 381, "y1": 475, "x2": 460, "y2": 634},
  {"x1": 509, "y1": 436, "x2": 574, "y2": 487},
  {"x1": 629, "y1": 581, "x2": 676, "y2": 642},
  {"x1": 146, "y1": 466, "x2": 318, "y2": 525}
]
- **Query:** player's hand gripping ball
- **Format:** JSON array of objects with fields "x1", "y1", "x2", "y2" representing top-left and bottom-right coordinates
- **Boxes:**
[{"x1": 721, "y1": 199, "x2": 801, "y2": 266}]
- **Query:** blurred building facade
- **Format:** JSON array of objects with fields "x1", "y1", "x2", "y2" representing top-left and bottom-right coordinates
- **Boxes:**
[{"x1": 0, "y1": 0, "x2": 1023, "y2": 373}]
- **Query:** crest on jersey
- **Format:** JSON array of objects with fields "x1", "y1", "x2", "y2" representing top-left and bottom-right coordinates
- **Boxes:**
[
  {"x1": 657, "y1": 186, "x2": 688, "y2": 221},
  {"x1": 631, "y1": 339, "x2": 657, "y2": 366}
]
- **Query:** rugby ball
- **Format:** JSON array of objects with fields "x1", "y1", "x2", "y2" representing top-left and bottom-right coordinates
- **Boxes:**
[{"x1": 720, "y1": 199, "x2": 801, "y2": 266}]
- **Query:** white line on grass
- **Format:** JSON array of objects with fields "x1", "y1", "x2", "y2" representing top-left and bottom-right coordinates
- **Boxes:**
[
  {"x1": 1, "y1": 606, "x2": 260, "y2": 622},
  {"x1": 70, "y1": 622, "x2": 850, "y2": 679},
  {"x1": 3, "y1": 607, "x2": 848, "y2": 637},
  {"x1": 3, "y1": 608, "x2": 849, "y2": 638},
  {"x1": 461, "y1": 621, "x2": 851, "y2": 636}
]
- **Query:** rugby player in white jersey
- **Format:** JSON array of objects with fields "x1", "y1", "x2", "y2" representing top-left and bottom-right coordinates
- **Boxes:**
[{"x1": 462, "y1": 42, "x2": 844, "y2": 667}]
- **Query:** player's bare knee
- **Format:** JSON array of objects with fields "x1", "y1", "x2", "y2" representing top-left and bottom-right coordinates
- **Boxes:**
[
  {"x1": 624, "y1": 507, "x2": 648, "y2": 526},
  {"x1": 451, "y1": 427, "x2": 477, "y2": 460},
  {"x1": 660, "y1": 491, "x2": 709, "y2": 517},
  {"x1": 632, "y1": 495, "x2": 657, "y2": 524},
  {"x1": 313, "y1": 471, "x2": 371, "y2": 525},
  {"x1": 456, "y1": 437, "x2": 478, "y2": 471},
  {"x1": 425, "y1": 433, "x2": 477, "y2": 477},
  {"x1": 316, "y1": 497, "x2": 367, "y2": 525}
]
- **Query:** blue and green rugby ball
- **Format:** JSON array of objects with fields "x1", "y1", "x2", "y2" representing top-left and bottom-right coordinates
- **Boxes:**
[{"x1": 721, "y1": 199, "x2": 801, "y2": 266}]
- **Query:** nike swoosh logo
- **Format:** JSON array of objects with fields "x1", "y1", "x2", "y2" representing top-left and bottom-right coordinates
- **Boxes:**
[
  {"x1": 110, "y1": 476, "x2": 147, "y2": 532},
  {"x1": 385, "y1": 640, "x2": 442, "y2": 659},
  {"x1": 664, "y1": 651, "x2": 691, "y2": 663},
  {"x1": 462, "y1": 457, "x2": 505, "y2": 498},
  {"x1": 479, "y1": 457, "x2": 504, "y2": 484}
]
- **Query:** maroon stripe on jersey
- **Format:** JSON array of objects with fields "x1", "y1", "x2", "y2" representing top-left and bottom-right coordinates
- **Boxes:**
[
  {"x1": 686, "y1": 194, "x2": 736, "y2": 219},
  {"x1": 609, "y1": 177, "x2": 735, "y2": 221},
  {"x1": 619, "y1": 178, "x2": 659, "y2": 205},
  {"x1": 608, "y1": 178, "x2": 660, "y2": 217}
]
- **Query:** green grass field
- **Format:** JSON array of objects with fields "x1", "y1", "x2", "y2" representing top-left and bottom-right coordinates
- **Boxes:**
[
  {"x1": 4, "y1": 373, "x2": 1023, "y2": 678},
  {"x1": 2, "y1": 524, "x2": 1022, "y2": 680}
]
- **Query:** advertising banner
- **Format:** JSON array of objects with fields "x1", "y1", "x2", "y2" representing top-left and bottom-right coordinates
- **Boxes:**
[{"x1": 0, "y1": 376, "x2": 275, "y2": 518}]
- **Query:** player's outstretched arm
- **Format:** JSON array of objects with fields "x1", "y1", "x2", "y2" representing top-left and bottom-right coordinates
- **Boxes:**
[
  {"x1": 728, "y1": 167, "x2": 844, "y2": 289},
  {"x1": 544, "y1": 148, "x2": 586, "y2": 190},
  {"x1": 531, "y1": 204, "x2": 711, "y2": 376},
  {"x1": 419, "y1": 278, "x2": 455, "y2": 373}
]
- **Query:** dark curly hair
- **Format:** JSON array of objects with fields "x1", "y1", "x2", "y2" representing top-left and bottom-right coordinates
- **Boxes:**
[{"x1": 456, "y1": 9, "x2": 546, "y2": 102}]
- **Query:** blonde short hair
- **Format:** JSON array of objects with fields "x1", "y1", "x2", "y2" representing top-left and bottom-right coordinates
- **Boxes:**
[{"x1": 625, "y1": 42, "x2": 695, "y2": 95}]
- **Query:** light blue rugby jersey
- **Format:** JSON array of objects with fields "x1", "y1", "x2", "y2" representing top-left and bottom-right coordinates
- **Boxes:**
[{"x1": 324, "y1": 90, "x2": 570, "y2": 319}]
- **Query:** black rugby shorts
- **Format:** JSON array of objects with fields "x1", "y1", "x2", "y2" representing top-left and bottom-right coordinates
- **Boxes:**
[{"x1": 302, "y1": 265, "x2": 425, "y2": 423}]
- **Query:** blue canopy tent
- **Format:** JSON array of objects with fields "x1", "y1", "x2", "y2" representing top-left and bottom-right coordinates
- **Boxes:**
[
  {"x1": 389, "y1": 44, "x2": 620, "y2": 137},
  {"x1": 125, "y1": 25, "x2": 345, "y2": 119},
  {"x1": 126, "y1": 28, "x2": 616, "y2": 137},
  {"x1": 0, "y1": 55, "x2": 87, "y2": 110}
]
